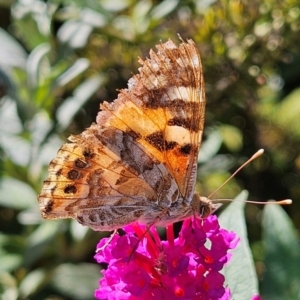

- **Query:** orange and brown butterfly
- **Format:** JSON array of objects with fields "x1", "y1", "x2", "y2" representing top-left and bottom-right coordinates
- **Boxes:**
[{"x1": 38, "y1": 38, "x2": 221, "y2": 231}]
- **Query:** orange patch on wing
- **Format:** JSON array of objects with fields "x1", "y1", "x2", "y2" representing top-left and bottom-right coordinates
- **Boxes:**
[{"x1": 165, "y1": 147, "x2": 190, "y2": 195}]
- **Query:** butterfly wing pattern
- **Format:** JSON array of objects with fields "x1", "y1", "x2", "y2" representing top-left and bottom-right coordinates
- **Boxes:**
[{"x1": 38, "y1": 38, "x2": 212, "y2": 231}]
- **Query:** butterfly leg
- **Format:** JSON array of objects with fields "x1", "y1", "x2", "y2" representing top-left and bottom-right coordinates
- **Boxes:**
[
  {"x1": 126, "y1": 225, "x2": 153, "y2": 263},
  {"x1": 127, "y1": 209, "x2": 171, "y2": 262}
]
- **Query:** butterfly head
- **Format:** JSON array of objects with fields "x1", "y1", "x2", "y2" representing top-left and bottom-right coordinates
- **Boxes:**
[{"x1": 192, "y1": 193, "x2": 222, "y2": 218}]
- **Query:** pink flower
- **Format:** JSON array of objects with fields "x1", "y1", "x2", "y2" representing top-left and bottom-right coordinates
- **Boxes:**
[{"x1": 94, "y1": 216, "x2": 239, "y2": 300}]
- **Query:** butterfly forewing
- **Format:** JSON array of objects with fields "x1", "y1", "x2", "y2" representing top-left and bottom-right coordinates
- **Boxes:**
[{"x1": 38, "y1": 38, "x2": 205, "y2": 230}]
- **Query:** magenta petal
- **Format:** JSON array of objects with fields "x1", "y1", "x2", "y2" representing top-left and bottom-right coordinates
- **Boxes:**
[
  {"x1": 111, "y1": 235, "x2": 138, "y2": 260},
  {"x1": 164, "y1": 246, "x2": 189, "y2": 276},
  {"x1": 94, "y1": 218, "x2": 239, "y2": 299},
  {"x1": 224, "y1": 230, "x2": 240, "y2": 249},
  {"x1": 179, "y1": 224, "x2": 206, "y2": 249},
  {"x1": 94, "y1": 234, "x2": 119, "y2": 263},
  {"x1": 203, "y1": 271, "x2": 227, "y2": 299},
  {"x1": 94, "y1": 278, "x2": 111, "y2": 299},
  {"x1": 95, "y1": 276, "x2": 128, "y2": 300},
  {"x1": 161, "y1": 274, "x2": 197, "y2": 300},
  {"x1": 141, "y1": 286, "x2": 165, "y2": 300},
  {"x1": 206, "y1": 270, "x2": 225, "y2": 287},
  {"x1": 219, "y1": 288, "x2": 231, "y2": 300},
  {"x1": 202, "y1": 215, "x2": 220, "y2": 235},
  {"x1": 122, "y1": 264, "x2": 151, "y2": 296}
]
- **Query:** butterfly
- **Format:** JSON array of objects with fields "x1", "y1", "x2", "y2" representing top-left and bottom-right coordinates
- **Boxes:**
[{"x1": 38, "y1": 38, "x2": 221, "y2": 231}]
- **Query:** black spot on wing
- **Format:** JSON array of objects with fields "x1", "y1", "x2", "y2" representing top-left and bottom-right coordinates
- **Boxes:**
[
  {"x1": 83, "y1": 148, "x2": 95, "y2": 159},
  {"x1": 179, "y1": 144, "x2": 192, "y2": 155},
  {"x1": 167, "y1": 117, "x2": 199, "y2": 132},
  {"x1": 75, "y1": 158, "x2": 88, "y2": 168},
  {"x1": 64, "y1": 184, "x2": 77, "y2": 194},
  {"x1": 43, "y1": 200, "x2": 54, "y2": 213},
  {"x1": 145, "y1": 131, "x2": 178, "y2": 151},
  {"x1": 67, "y1": 170, "x2": 81, "y2": 180}
]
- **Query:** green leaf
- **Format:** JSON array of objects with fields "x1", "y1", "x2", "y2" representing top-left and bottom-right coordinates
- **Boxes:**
[
  {"x1": 219, "y1": 191, "x2": 259, "y2": 299},
  {"x1": 133, "y1": 0, "x2": 152, "y2": 21},
  {"x1": 0, "y1": 253, "x2": 23, "y2": 273},
  {"x1": 275, "y1": 88, "x2": 300, "y2": 140},
  {"x1": 0, "y1": 98, "x2": 23, "y2": 135},
  {"x1": 58, "y1": 20, "x2": 93, "y2": 49},
  {"x1": 261, "y1": 204, "x2": 300, "y2": 300},
  {"x1": 101, "y1": 0, "x2": 130, "y2": 12},
  {"x1": 219, "y1": 124, "x2": 243, "y2": 152},
  {"x1": 150, "y1": 0, "x2": 179, "y2": 20},
  {"x1": 0, "y1": 133, "x2": 30, "y2": 166},
  {"x1": 12, "y1": 0, "x2": 52, "y2": 49},
  {"x1": 18, "y1": 269, "x2": 46, "y2": 298},
  {"x1": 80, "y1": 8, "x2": 107, "y2": 28},
  {"x1": 258, "y1": 88, "x2": 300, "y2": 140},
  {"x1": 51, "y1": 263, "x2": 101, "y2": 300},
  {"x1": 0, "y1": 272, "x2": 18, "y2": 300},
  {"x1": 56, "y1": 74, "x2": 106, "y2": 131},
  {"x1": 55, "y1": 58, "x2": 90, "y2": 87},
  {"x1": 0, "y1": 178, "x2": 37, "y2": 210},
  {"x1": 30, "y1": 110, "x2": 54, "y2": 152},
  {"x1": 0, "y1": 233, "x2": 25, "y2": 272},
  {"x1": 23, "y1": 221, "x2": 62, "y2": 268},
  {"x1": 26, "y1": 43, "x2": 51, "y2": 89},
  {"x1": 0, "y1": 27, "x2": 27, "y2": 69},
  {"x1": 198, "y1": 129, "x2": 222, "y2": 163}
]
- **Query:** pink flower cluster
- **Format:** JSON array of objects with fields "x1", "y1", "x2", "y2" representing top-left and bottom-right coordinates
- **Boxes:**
[{"x1": 94, "y1": 216, "x2": 239, "y2": 300}]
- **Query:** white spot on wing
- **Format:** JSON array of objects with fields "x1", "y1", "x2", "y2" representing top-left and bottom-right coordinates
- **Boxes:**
[
  {"x1": 163, "y1": 86, "x2": 196, "y2": 102},
  {"x1": 165, "y1": 126, "x2": 192, "y2": 145}
]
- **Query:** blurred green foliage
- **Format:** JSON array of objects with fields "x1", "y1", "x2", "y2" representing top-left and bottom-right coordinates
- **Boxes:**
[{"x1": 0, "y1": 0, "x2": 300, "y2": 299}]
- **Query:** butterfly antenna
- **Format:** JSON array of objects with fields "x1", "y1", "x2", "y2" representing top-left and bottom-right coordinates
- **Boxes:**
[
  {"x1": 208, "y1": 149, "x2": 264, "y2": 199},
  {"x1": 212, "y1": 198, "x2": 292, "y2": 205},
  {"x1": 207, "y1": 148, "x2": 292, "y2": 206}
]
